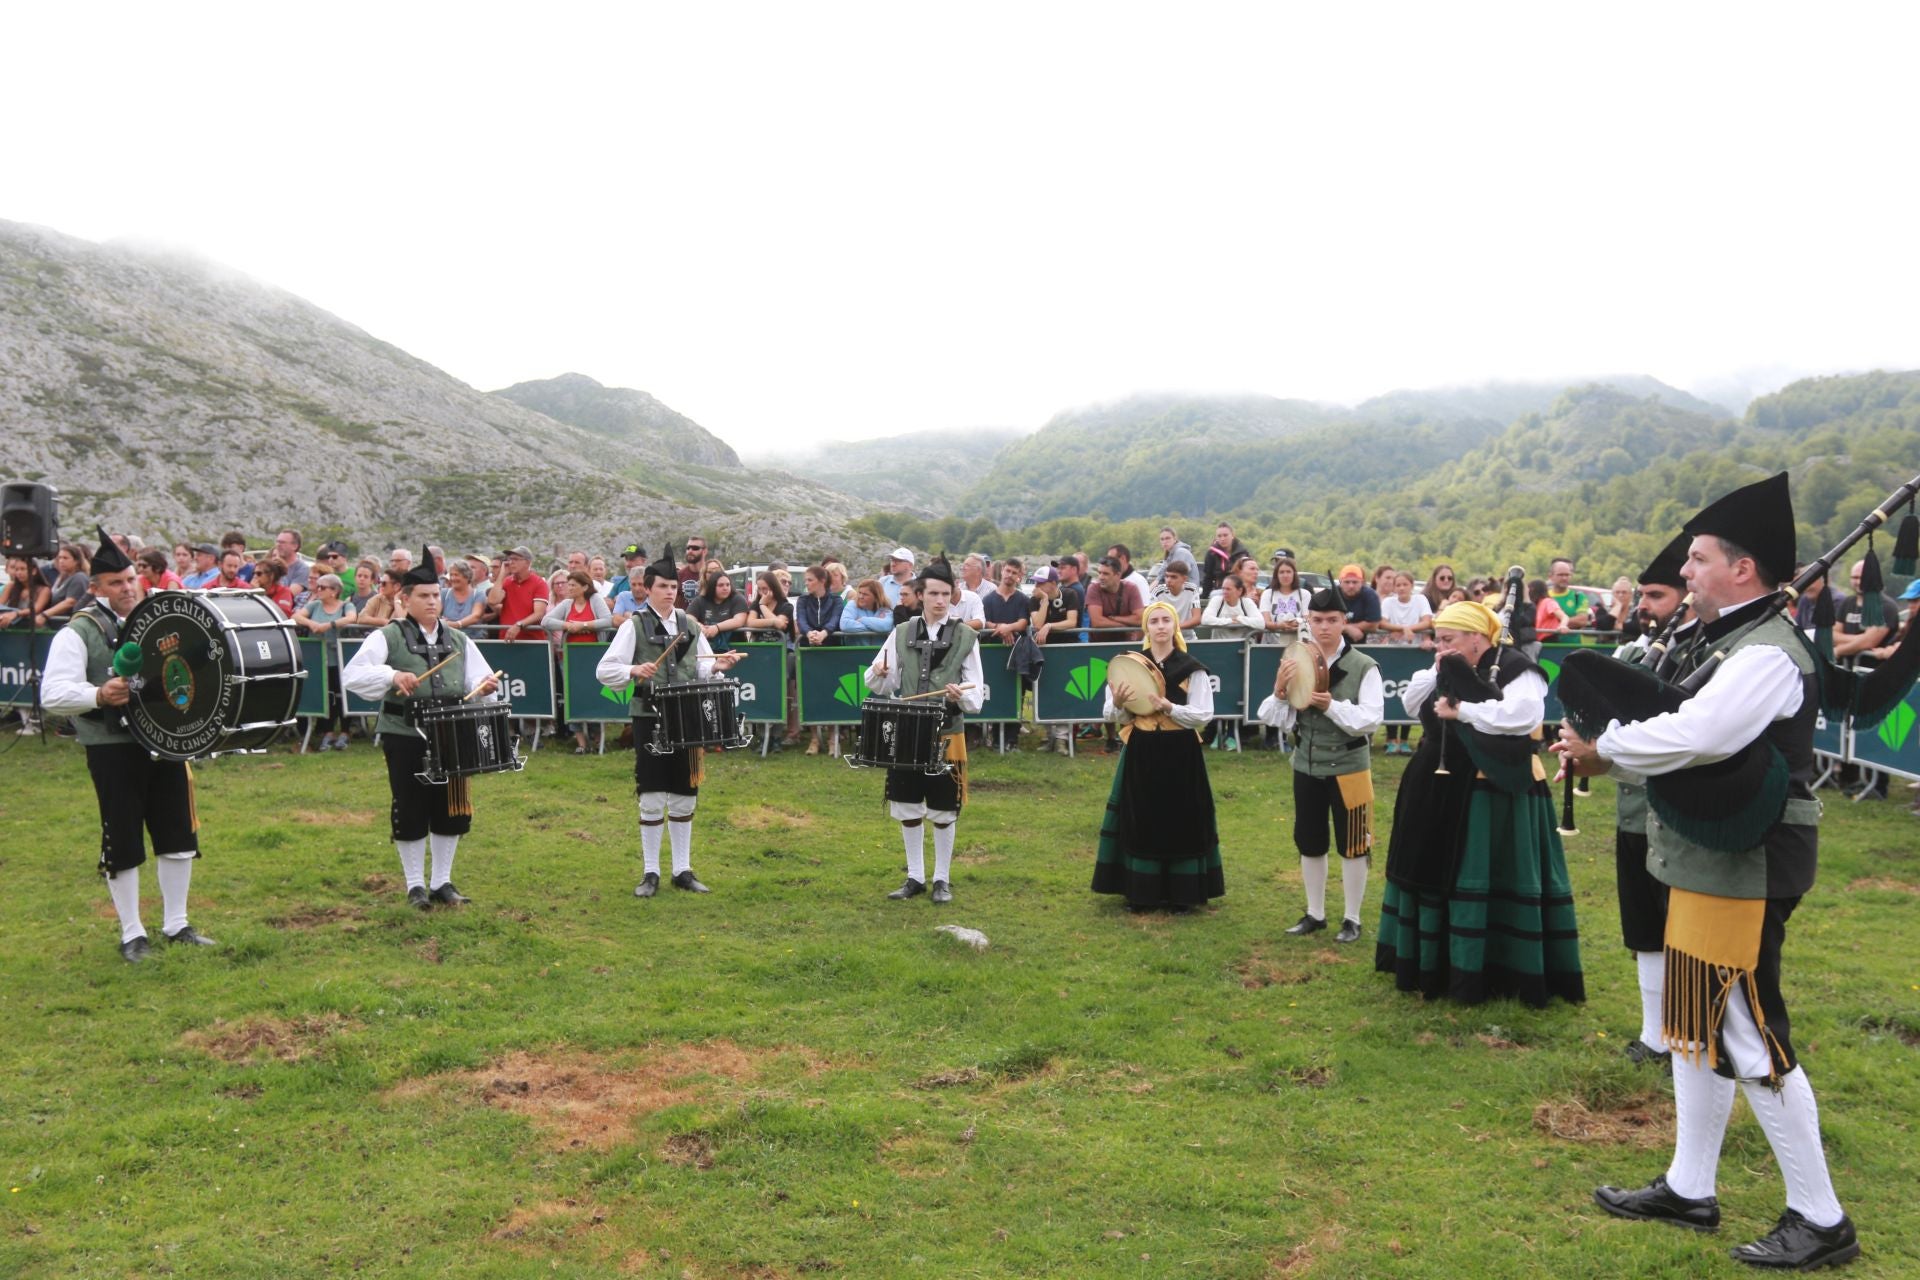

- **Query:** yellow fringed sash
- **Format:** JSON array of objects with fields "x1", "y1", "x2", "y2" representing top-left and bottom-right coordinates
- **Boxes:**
[
  {"x1": 688, "y1": 746, "x2": 707, "y2": 790},
  {"x1": 1663, "y1": 887, "x2": 1786, "y2": 1080},
  {"x1": 184, "y1": 761, "x2": 200, "y2": 833},
  {"x1": 943, "y1": 732, "x2": 968, "y2": 808},
  {"x1": 1334, "y1": 770, "x2": 1374, "y2": 859}
]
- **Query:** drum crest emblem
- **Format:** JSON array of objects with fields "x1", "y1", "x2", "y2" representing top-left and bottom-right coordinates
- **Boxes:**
[{"x1": 162, "y1": 655, "x2": 194, "y2": 711}]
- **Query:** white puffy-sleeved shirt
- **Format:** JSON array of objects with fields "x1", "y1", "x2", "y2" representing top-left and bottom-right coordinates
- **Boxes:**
[
  {"x1": 1401, "y1": 660, "x2": 1548, "y2": 736},
  {"x1": 1595, "y1": 598, "x2": 1803, "y2": 784},
  {"x1": 1102, "y1": 652, "x2": 1213, "y2": 728},
  {"x1": 40, "y1": 604, "x2": 125, "y2": 717},
  {"x1": 596, "y1": 605, "x2": 720, "y2": 689},
  {"x1": 1254, "y1": 640, "x2": 1385, "y2": 736},
  {"x1": 863, "y1": 616, "x2": 987, "y2": 714},
  {"x1": 342, "y1": 623, "x2": 496, "y2": 709}
]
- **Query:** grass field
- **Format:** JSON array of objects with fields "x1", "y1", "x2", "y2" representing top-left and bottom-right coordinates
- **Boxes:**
[{"x1": 1, "y1": 727, "x2": 1917, "y2": 1279}]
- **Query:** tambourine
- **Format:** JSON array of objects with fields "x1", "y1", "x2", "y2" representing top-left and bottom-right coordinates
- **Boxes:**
[
  {"x1": 1106, "y1": 650, "x2": 1166, "y2": 716},
  {"x1": 1283, "y1": 637, "x2": 1331, "y2": 710}
]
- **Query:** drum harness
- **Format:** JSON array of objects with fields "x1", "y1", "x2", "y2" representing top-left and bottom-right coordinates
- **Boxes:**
[
  {"x1": 906, "y1": 619, "x2": 960, "y2": 732},
  {"x1": 382, "y1": 617, "x2": 459, "y2": 735},
  {"x1": 76, "y1": 599, "x2": 131, "y2": 734}
]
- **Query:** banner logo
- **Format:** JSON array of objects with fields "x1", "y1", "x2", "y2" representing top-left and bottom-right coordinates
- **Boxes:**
[
  {"x1": 1878, "y1": 699, "x2": 1916, "y2": 753},
  {"x1": 1065, "y1": 658, "x2": 1108, "y2": 701},
  {"x1": 833, "y1": 671, "x2": 867, "y2": 707}
]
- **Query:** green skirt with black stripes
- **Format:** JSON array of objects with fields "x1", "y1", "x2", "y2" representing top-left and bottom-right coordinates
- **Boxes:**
[{"x1": 1374, "y1": 780, "x2": 1584, "y2": 1007}]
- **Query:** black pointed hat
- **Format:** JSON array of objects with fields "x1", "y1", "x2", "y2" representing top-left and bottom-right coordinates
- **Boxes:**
[
  {"x1": 91, "y1": 525, "x2": 133, "y2": 576},
  {"x1": 1681, "y1": 471, "x2": 1796, "y2": 585},
  {"x1": 1637, "y1": 530, "x2": 1690, "y2": 590},
  {"x1": 645, "y1": 537, "x2": 679, "y2": 585},
  {"x1": 1307, "y1": 586, "x2": 1344, "y2": 614},
  {"x1": 400, "y1": 543, "x2": 439, "y2": 589},
  {"x1": 918, "y1": 552, "x2": 955, "y2": 588}
]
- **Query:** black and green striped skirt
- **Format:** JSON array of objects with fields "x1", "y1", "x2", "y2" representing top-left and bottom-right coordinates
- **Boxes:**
[
  {"x1": 1091, "y1": 731, "x2": 1224, "y2": 908},
  {"x1": 1375, "y1": 780, "x2": 1584, "y2": 1007}
]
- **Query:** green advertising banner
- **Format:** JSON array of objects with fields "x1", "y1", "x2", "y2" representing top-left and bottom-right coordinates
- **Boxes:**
[
  {"x1": 1033, "y1": 639, "x2": 1244, "y2": 723},
  {"x1": 562, "y1": 641, "x2": 787, "y2": 724},
  {"x1": 795, "y1": 641, "x2": 1023, "y2": 725},
  {"x1": 0, "y1": 629, "x2": 56, "y2": 709},
  {"x1": 295, "y1": 638, "x2": 330, "y2": 718}
]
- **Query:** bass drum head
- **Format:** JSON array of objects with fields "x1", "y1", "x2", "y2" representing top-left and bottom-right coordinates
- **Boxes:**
[{"x1": 121, "y1": 590, "x2": 299, "y2": 759}]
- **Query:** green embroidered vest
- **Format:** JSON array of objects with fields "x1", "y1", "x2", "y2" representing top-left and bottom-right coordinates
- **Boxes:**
[
  {"x1": 898, "y1": 618, "x2": 977, "y2": 730},
  {"x1": 71, "y1": 606, "x2": 135, "y2": 747},
  {"x1": 629, "y1": 606, "x2": 697, "y2": 722},
  {"x1": 375, "y1": 620, "x2": 465, "y2": 738},
  {"x1": 1290, "y1": 644, "x2": 1377, "y2": 778},
  {"x1": 1645, "y1": 611, "x2": 1820, "y2": 900}
]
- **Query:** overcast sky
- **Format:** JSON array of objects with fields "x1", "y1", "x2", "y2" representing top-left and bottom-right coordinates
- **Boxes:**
[{"x1": 6, "y1": 3, "x2": 1917, "y2": 452}]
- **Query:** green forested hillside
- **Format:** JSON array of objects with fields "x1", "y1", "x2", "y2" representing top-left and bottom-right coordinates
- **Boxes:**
[{"x1": 856, "y1": 371, "x2": 1920, "y2": 588}]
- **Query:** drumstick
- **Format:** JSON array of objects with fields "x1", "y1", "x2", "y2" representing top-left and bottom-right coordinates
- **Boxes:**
[
  {"x1": 418, "y1": 652, "x2": 459, "y2": 681},
  {"x1": 895, "y1": 684, "x2": 978, "y2": 701},
  {"x1": 463, "y1": 670, "x2": 507, "y2": 702}
]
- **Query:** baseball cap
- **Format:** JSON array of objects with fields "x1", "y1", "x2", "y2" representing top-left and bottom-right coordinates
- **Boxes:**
[
  {"x1": 320, "y1": 539, "x2": 350, "y2": 556},
  {"x1": 1032, "y1": 565, "x2": 1059, "y2": 583},
  {"x1": 1899, "y1": 580, "x2": 1920, "y2": 601},
  {"x1": 193, "y1": 541, "x2": 218, "y2": 556},
  {"x1": 502, "y1": 545, "x2": 532, "y2": 562},
  {"x1": 621, "y1": 543, "x2": 647, "y2": 561},
  {"x1": 889, "y1": 546, "x2": 915, "y2": 564},
  {"x1": 1270, "y1": 547, "x2": 1296, "y2": 562}
]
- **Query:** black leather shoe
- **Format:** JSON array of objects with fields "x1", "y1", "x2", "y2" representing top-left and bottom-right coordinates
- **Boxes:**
[
  {"x1": 1624, "y1": 1038, "x2": 1673, "y2": 1071},
  {"x1": 635, "y1": 872, "x2": 659, "y2": 899},
  {"x1": 429, "y1": 883, "x2": 469, "y2": 906},
  {"x1": 1730, "y1": 1209, "x2": 1859, "y2": 1269},
  {"x1": 163, "y1": 925, "x2": 218, "y2": 947},
  {"x1": 120, "y1": 936, "x2": 152, "y2": 963},
  {"x1": 407, "y1": 886, "x2": 432, "y2": 910},
  {"x1": 887, "y1": 878, "x2": 925, "y2": 900},
  {"x1": 1334, "y1": 918, "x2": 1362, "y2": 944},
  {"x1": 1284, "y1": 913, "x2": 1326, "y2": 936},
  {"x1": 671, "y1": 870, "x2": 710, "y2": 893},
  {"x1": 1593, "y1": 1175, "x2": 1720, "y2": 1232},
  {"x1": 930, "y1": 880, "x2": 952, "y2": 904}
]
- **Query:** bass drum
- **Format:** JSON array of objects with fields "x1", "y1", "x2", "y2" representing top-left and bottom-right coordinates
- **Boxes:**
[{"x1": 121, "y1": 588, "x2": 304, "y2": 760}]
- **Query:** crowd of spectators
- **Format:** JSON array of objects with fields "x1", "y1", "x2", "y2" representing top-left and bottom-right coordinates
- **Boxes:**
[{"x1": 6, "y1": 529, "x2": 1916, "y2": 777}]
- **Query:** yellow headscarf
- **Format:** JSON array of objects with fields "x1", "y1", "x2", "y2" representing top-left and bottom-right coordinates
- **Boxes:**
[
  {"x1": 1432, "y1": 599, "x2": 1501, "y2": 641},
  {"x1": 1140, "y1": 599, "x2": 1188, "y2": 652}
]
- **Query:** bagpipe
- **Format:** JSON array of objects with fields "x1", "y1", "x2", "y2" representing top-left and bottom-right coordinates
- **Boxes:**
[{"x1": 1557, "y1": 471, "x2": 1920, "y2": 851}]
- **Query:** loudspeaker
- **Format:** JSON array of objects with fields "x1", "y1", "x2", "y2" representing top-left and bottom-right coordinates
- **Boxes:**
[{"x1": 0, "y1": 483, "x2": 59, "y2": 560}]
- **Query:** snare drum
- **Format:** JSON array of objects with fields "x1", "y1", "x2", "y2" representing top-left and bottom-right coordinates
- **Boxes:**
[
  {"x1": 645, "y1": 678, "x2": 750, "y2": 755},
  {"x1": 408, "y1": 698, "x2": 523, "y2": 784},
  {"x1": 121, "y1": 588, "x2": 304, "y2": 760},
  {"x1": 846, "y1": 696, "x2": 953, "y2": 774}
]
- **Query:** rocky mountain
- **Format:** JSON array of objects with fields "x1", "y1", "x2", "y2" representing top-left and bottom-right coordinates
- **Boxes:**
[
  {"x1": 492, "y1": 372, "x2": 740, "y2": 468},
  {"x1": 751, "y1": 426, "x2": 1030, "y2": 514},
  {"x1": 0, "y1": 219, "x2": 878, "y2": 564}
]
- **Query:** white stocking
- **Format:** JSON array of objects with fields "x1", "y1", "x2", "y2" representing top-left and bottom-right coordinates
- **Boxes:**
[
  {"x1": 1664, "y1": 1051, "x2": 1736, "y2": 1200},
  {"x1": 428, "y1": 833, "x2": 458, "y2": 889},
  {"x1": 157, "y1": 853, "x2": 195, "y2": 936},
  {"x1": 931, "y1": 817, "x2": 955, "y2": 884},
  {"x1": 1300, "y1": 855, "x2": 1327, "y2": 921},
  {"x1": 1635, "y1": 951, "x2": 1665, "y2": 1046},
  {"x1": 396, "y1": 838, "x2": 427, "y2": 890},
  {"x1": 900, "y1": 821, "x2": 925, "y2": 883},
  {"x1": 1742, "y1": 1069, "x2": 1844, "y2": 1228},
  {"x1": 107, "y1": 867, "x2": 145, "y2": 943},
  {"x1": 668, "y1": 819, "x2": 692, "y2": 876},
  {"x1": 1339, "y1": 855, "x2": 1369, "y2": 923},
  {"x1": 638, "y1": 795, "x2": 665, "y2": 876}
]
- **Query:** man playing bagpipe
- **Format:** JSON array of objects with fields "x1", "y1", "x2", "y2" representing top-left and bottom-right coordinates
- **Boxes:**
[{"x1": 1556, "y1": 473, "x2": 1859, "y2": 1269}]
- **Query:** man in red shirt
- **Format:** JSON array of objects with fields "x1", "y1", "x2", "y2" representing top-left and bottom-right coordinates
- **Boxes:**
[
  {"x1": 678, "y1": 535, "x2": 707, "y2": 604},
  {"x1": 1087, "y1": 555, "x2": 1144, "y2": 642},
  {"x1": 212, "y1": 549, "x2": 249, "y2": 590},
  {"x1": 496, "y1": 545, "x2": 549, "y2": 641}
]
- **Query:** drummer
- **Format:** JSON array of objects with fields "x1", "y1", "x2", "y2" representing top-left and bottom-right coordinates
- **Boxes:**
[
  {"x1": 344, "y1": 545, "x2": 500, "y2": 909},
  {"x1": 1255, "y1": 588, "x2": 1384, "y2": 942},
  {"x1": 596, "y1": 547, "x2": 743, "y2": 899},
  {"x1": 864, "y1": 556, "x2": 986, "y2": 904},
  {"x1": 41, "y1": 528, "x2": 215, "y2": 961}
]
